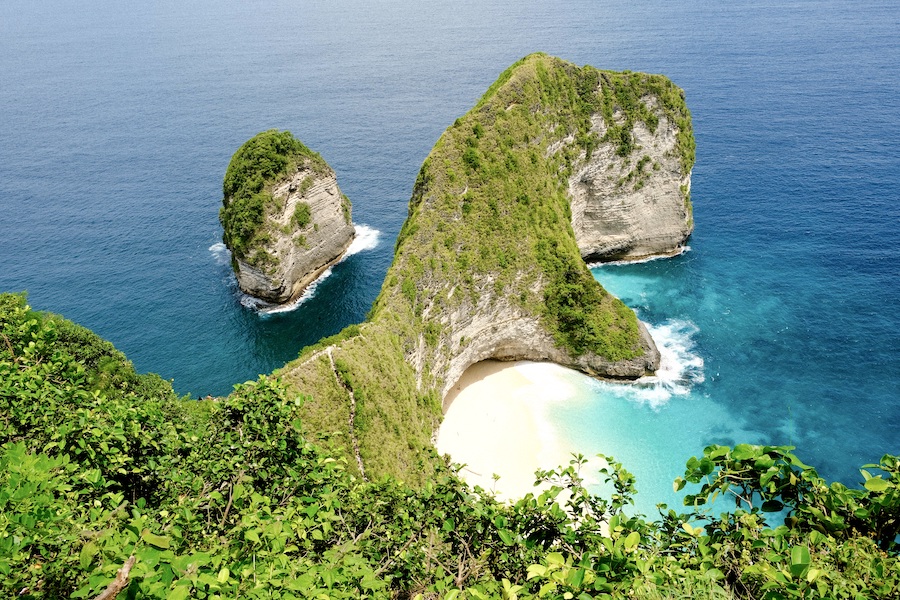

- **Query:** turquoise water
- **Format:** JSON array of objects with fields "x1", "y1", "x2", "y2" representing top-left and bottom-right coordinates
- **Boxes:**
[{"x1": 1, "y1": 0, "x2": 898, "y2": 505}]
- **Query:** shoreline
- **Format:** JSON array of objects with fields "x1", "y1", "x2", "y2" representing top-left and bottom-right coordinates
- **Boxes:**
[{"x1": 436, "y1": 360, "x2": 584, "y2": 501}]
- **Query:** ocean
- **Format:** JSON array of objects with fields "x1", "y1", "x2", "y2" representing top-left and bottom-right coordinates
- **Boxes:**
[{"x1": 1, "y1": 0, "x2": 897, "y2": 511}]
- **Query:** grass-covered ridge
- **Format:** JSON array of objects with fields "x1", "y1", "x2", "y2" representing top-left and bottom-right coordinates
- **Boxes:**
[
  {"x1": 276, "y1": 54, "x2": 698, "y2": 483},
  {"x1": 2, "y1": 292, "x2": 899, "y2": 599},
  {"x1": 219, "y1": 130, "x2": 329, "y2": 266}
]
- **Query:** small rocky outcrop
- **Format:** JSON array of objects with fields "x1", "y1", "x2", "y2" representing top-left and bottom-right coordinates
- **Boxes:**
[{"x1": 220, "y1": 131, "x2": 354, "y2": 304}]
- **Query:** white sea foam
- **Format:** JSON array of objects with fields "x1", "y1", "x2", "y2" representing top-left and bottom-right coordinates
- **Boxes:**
[
  {"x1": 212, "y1": 225, "x2": 381, "y2": 316},
  {"x1": 588, "y1": 319, "x2": 704, "y2": 409},
  {"x1": 257, "y1": 267, "x2": 334, "y2": 315},
  {"x1": 208, "y1": 242, "x2": 230, "y2": 265},
  {"x1": 345, "y1": 224, "x2": 380, "y2": 256},
  {"x1": 631, "y1": 319, "x2": 704, "y2": 407},
  {"x1": 586, "y1": 246, "x2": 691, "y2": 268}
]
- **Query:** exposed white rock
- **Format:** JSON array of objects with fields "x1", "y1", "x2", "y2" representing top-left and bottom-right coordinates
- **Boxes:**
[
  {"x1": 233, "y1": 164, "x2": 354, "y2": 304},
  {"x1": 570, "y1": 97, "x2": 693, "y2": 262}
]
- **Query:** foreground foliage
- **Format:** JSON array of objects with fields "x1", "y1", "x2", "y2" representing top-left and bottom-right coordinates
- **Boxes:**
[{"x1": 2, "y1": 292, "x2": 899, "y2": 599}]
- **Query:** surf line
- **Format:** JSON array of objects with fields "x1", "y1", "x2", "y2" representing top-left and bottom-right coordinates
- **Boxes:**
[{"x1": 211, "y1": 224, "x2": 381, "y2": 316}]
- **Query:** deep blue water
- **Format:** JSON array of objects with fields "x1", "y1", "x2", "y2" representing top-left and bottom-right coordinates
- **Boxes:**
[{"x1": 1, "y1": 1, "x2": 898, "y2": 501}]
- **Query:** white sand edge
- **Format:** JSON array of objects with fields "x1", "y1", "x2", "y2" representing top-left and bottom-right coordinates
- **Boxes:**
[{"x1": 436, "y1": 360, "x2": 584, "y2": 502}]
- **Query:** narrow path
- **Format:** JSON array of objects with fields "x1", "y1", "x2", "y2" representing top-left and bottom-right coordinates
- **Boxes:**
[
  {"x1": 327, "y1": 348, "x2": 367, "y2": 481},
  {"x1": 294, "y1": 346, "x2": 331, "y2": 370}
]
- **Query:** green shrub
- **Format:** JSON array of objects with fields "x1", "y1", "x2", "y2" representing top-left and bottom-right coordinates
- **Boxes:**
[
  {"x1": 2, "y1": 293, "x2": 899, "y2": 598},
  {"x1": 292, "y1": 201, "x2": 312, "y2": 228}
]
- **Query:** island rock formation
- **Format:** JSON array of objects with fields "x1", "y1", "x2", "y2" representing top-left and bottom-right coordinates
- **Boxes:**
[
  {"x1": 276, "y1": 54, "x2": 694, "y2": 483},
  {"x1": 220, "y1": 130, "x2": 354, "y2": 304}
]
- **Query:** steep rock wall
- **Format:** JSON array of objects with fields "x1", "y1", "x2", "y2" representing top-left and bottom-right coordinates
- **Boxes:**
[
  {"x1": 571, "y1": 101, "x2": 692, "y2": 262},
  {"x1": 233, "y1": 166, "x2": 354, "y2": 303}
]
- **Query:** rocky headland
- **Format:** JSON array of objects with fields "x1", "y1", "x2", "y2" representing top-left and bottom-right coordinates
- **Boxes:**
[
  {"x1": 274, "y1": 54, "x2": 694, "y2": 482},
  {"x1": 220, "y1": 130, "x2": 354, "y2": 304}
]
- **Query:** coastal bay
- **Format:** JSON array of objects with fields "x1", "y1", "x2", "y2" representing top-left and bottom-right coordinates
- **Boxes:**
[{"x1": 2, "y1": 0, "x2": 898, "y2": 515}]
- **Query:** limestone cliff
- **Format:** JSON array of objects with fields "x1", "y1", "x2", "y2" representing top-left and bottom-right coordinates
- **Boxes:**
[
  {"x1": 278, "y1": 54, "x2": 694, "y2": 484},
  {"x1": 220, "y1": 130, "x2": 354, "y2": 304},
  {"x1": 570, "y1": 95, "x2": 693, "y2": 262}
]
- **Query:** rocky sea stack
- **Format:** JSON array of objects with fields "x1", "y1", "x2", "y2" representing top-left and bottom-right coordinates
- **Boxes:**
[{"x1": 220, "y1": 130, "x2": 354, "y2": 304}]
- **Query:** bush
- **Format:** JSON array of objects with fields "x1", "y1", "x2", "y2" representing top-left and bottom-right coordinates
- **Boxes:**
[
  {"x1": 2, "y1": 294, "x2": 899, "y2": 598},
  {"x1": 292, "y1": 201, "x2": 312, "y2": 228}
]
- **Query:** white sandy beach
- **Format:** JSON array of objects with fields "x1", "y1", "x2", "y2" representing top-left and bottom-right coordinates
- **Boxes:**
[{"x1": 436, "y1": 360, "x2": 589, "y2": 501}]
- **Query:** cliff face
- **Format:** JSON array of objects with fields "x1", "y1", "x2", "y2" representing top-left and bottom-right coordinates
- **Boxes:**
[
  {"x1": 220, "y1": 131, "x2": 354, "y2": 304},
  {"x1": 278, "y1": 54, "x2": 694, "y2": 483},
  {"x1": 232, "y1": 165, "x2": 354, "y2": 303},
  {"x1": 570, "y1": 100, "x2": 693, "y2": 262},
  {"x1": 427, "y1": 293, "x2": 660, "y2": 405}
]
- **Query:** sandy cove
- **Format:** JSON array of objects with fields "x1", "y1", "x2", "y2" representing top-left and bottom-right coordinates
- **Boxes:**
[{"x1": 437, "y1": 360, "x2": 592, "y2": 502}]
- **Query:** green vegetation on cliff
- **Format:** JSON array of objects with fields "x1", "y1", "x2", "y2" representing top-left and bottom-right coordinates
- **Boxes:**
[
  {"x1": 220, "y1": 130, "x2": 328, "y2": 265},
  {"x1": 2, "y1": 292, "x2": 899, "y2": 599},
  {"x1": 274, "y1": 54, "x2": 698, "y2": 486}
]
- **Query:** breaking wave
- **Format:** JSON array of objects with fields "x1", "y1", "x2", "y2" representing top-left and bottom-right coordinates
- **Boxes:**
[
  {"x1": 589, "y1": 319, "x2": 704, "y2": 409},
  {"x1": 212, "y1": 225, "x2": 381, "y2": 316},
  {"x1": 345, "y1": 224, "x2": 380, "y2": 256}
]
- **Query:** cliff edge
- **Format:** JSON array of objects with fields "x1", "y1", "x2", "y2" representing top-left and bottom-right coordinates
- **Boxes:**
[
  {"x1": 278, "y1": 54, "x2": 694, "y2": 483},
  {"x1": 571, "y1": 90, "x2": 694, "y2": 262},
  {"x1": 220, "y1": 131, "x2": 354, "y2": 304}
]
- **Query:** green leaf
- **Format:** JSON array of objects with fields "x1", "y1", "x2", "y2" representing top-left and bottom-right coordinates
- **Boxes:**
[
  {"x1": 623, "y1": 531, "x2": 640, "y2": 550},
  {"x1": 168, "y1": 584, "x2": 190, "y2": 600},
  {"x1": 498, "y1": 529, "x2": 514, "y2": 545},
  {"x1": 141, "y1": 529, "x2": 170, "y2": 549},
  {"x1": 217, "y1": 567, "x2": 230, "y2": 584},
  {"x1": 731, "y1": 444, "x2": 758, "y2": 461},
  {"x1": 546, "y1": 552, "x2": 565, "y2": 567},
  {"x1": 527, "y1": 564, "x2": 547, "y2": 580},
  {"x1": 791, "y1": 545, "x2": 810, "y2": 566},
  {"x1": 864, "y1": 477, "x2": 890, "y2": 492},
  {"x1": 790, "y1": 546, "x2": 811, "y2": 578},
  {"x1": 79, "y1": 542, "x2": 99, "y2": 570},
  {"x1": 761, "y1": 500, "x2": 784, "y2": 512}
]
